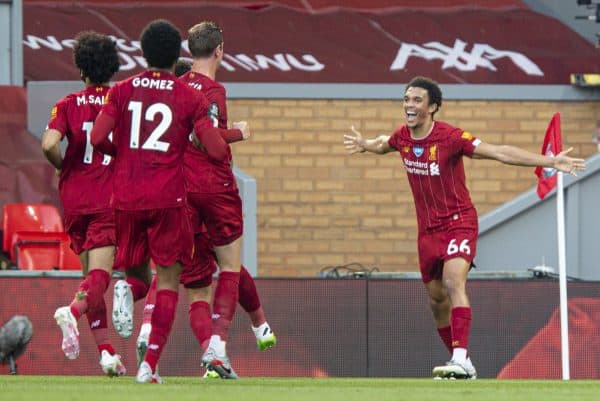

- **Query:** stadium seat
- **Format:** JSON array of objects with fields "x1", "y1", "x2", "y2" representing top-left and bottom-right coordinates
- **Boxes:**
[
  {"x1": 12, "y1": 231, "x2": 82, "y2": 271},
  {"x1": 12, "y1": 232, "x2": 66, "y2": 270},
  {"x1": 2, "y1": 203, "x2": 64, "y2": 261}
]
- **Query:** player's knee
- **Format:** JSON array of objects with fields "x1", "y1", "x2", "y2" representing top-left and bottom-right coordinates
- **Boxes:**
[
  {"x1": 186, "y1": 286, "x2": 211, "y2": 303},
  {"x1": 442, "y1": 273, "x2": 466, "y2": 293},
  {"x1": 428, "y1": 293, "x2": 449, "y2": 309}
]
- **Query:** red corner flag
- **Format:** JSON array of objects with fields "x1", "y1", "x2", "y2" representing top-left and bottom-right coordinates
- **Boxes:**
[{"x1": 535, "y1": 113, "x2": 562, "y2": 199}]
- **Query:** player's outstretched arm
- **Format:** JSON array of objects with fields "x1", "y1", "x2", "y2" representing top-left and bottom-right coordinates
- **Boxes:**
[
  {"x1": 41, "y1": 129, "x2": 63, "y2": 170},
  {"x1": 553, "y1": 148, "x2": 587, "y2": 175},
  {"x1": 344, "y1": 126, "x2": 393, "y2": 155},
  {"x1": 473, "y1": 142, "x2": 586, "y2": 176}
]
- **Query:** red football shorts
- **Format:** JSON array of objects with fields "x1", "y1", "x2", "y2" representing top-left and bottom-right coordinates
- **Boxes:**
[
  {"x1": 187, "y1": 191, "x2": 243, "y2": 246},
  {"x1": 64, "y1": 211, "x2": 115, "y2": 255},
  {"x1": 114, "y1": 207, "x2": 193, "y2": 270},
  {"x1": 180, "y1": 231, "x2": 217, "y2": 288},
  {"x1": 417, "y1": 219, "x2": 478, "y2": 284}
]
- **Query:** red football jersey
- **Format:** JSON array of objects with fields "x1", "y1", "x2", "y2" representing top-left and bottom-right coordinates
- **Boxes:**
[
  {"x1": 388, "y1": 121, "x2": 480, "y2": 233},
  {"x1": 47, "y1": 85, "x2": 113, "y2": 215},
  {"x1": 179, "y1": 71, "x2": 237, "y2": 193},
  {"x1": 99, "y1": 70, "x2": 213, "y2": 210}
]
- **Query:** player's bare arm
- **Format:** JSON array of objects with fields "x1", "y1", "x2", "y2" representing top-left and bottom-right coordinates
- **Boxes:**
[
  {"x1": 472, "y1": 142, "x2": 586, "y2": 176},
  {"x1": 344, "y1": 125, "x2": 393, "y2": 155},
  {"x1": 41, "y1": 129, "x2": 63, "y2": 169}
]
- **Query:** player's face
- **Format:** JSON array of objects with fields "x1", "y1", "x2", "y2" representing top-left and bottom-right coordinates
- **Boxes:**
[{"x1": 403, "y1": 87, "x2": 435, "y2": 129}]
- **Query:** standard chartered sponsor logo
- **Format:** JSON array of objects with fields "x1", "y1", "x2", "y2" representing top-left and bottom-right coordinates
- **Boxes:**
[
  {"x1": 403, "y1": 159, "x2": 428, "y2": 169},
  {"x1": 403, "y1": 158, "x2": 441, "y2": 176}
]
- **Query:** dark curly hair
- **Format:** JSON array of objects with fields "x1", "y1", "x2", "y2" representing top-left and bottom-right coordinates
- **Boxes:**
[
  {"x1": 141, "y1": 19, "x2": 182, "y2": 69},
  {"x1": 405, "y1": 76, "x2": 443, "y2": 117},
  {"x1": 187, "y1": 21, "x2": 223, "y2": 58},
  {"x1": 73, "y1": 31, "x2": 120, "y2": 84}
]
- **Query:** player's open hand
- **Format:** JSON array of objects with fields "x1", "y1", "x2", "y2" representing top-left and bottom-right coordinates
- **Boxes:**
[
  {"x1": 553, "y1": 147, "x2": 586, "y2": 176},
  {"x1": 344, "y1": 126, "x2": 366, "y2": 154},
  {"x1": 233, "y1": 121, "x2": 250, "y2": 140}
]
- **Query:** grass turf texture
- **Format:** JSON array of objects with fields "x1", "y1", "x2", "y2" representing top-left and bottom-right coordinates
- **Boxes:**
[{"x1": 2, "y1": 376, "x2": 600, "y2": 401}]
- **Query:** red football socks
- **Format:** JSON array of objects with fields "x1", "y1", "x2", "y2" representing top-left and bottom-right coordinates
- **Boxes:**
[
  {"x1": 144, "y1": 289, "x2": 178, "y2": 372},
  {"x1": 69, "y1": 269, "x2": 110, "y2": 320},
  {"x1": 238, "y1": 266, "x2": 266, "y2": 327},
  {"x1": 86, "y1": 294, "x2": 109, "y2": 347},
  {"x1": 437, "y1": 325, "x2": 453, "y2": 354},
  {"x1": 189, "y1": 300, "x2": 211, "y2": 351},
  {"x1": 451, "y1": 307, "x2": 472, "y2": 350},
  {"x1": 126, "y1": 276, "x2": 150, "y2": 302},
  {"x1": 212, "y1": 271, "x2": 240, "y2": 341},
  {"x1": 141, "y1": 276, "x2": 158, "y2": 325},
  {"x1": 96, "y1": 340, "x2": 115, "y2": 356}
]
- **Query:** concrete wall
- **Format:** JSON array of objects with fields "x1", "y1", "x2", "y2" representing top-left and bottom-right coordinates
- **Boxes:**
[
  {"x1": 0, "y1": 0, "x2": 23, "y2": 85},
  {"x1": 478, "y1": 153, "x2": 600, "y2": 280},
  {"x1": 523, "y1": 0, "x2": 599, "y2": 45}
]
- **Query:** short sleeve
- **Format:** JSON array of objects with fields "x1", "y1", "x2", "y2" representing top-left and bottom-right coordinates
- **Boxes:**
[
  {"x1": 449, "y1": 129, "x2": 481, "y2": 157},
  {"x1": 387, "y1": 129, "x2": 403, "y2": 151},
  {"x1": 46, "y1": 99, "x2": 68, "y2": 139}
]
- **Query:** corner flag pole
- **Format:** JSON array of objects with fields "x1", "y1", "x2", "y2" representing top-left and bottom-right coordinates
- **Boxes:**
[{"x1": 556, "y1": 171, "x2": 570, "y2": 380}]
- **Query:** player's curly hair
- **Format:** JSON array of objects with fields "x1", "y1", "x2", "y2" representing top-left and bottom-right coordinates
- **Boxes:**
[
  {"x1": 187, "y1": 21, "x2": 223, "y2": 58},
  {"x1": 406, "y1": 76, "x2": 443, "y2": 117},
  {"x1": 73, "y1": 31, "x2": 120, "y2": 85},
  {"x1": 141, "y1": 19, "x2": 182, "y2": 69}
]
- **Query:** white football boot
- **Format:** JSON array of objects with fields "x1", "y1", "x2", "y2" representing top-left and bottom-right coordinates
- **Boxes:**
[
  {"x1": 112, "y1": 280, "x2": 134, "y2": 338},
  {"x1": 99, "y1": 350, "x2": 126, "y2": 377},
  {"x1": 53, "y1": 306, "x2": 80, "y2": 360},
  {"x1": 252, "y1": 322, "x2": 277, "y2": 351}
]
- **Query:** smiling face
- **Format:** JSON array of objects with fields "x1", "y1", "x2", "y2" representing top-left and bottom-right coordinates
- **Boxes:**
[{"x1": 404, "y1": 86, "x2": 437, "y2": 129}]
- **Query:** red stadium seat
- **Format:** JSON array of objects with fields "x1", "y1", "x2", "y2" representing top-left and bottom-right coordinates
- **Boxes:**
[
  {"x1": 2, "y1": 203, "x2": 64, "y2": 261},
  {"x1": 12, "y1": 231, "x2": 82, "y2": 271},
  {"x1": 12, "y1": 231, "x2": 66, "y2": 270},
  {"x1": 15, "y1": 244, "x2": 61, "y2": 270}
]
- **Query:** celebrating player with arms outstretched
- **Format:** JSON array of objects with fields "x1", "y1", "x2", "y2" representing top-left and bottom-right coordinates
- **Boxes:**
[{"x1": 344, "y1": 76, "x2": 585, "y2": 379}]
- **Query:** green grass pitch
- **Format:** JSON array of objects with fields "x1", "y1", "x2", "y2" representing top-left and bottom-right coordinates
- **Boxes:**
[{"x1": 2, "y1": 376, "x2": 600, "y2": 401}]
